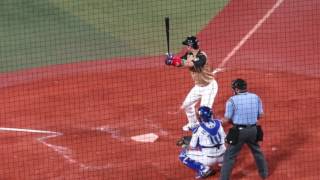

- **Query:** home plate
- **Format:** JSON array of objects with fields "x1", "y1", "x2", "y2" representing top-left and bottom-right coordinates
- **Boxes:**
[{"x1": 130, "y1": 133, "x2": 159, "y2": 143}]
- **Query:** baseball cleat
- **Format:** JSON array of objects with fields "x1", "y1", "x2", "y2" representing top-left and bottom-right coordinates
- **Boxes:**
[
  {"x1": 182, "y1": 124, "x2": 191, "y2": 131},
  {"x1": 182, "y1": 122, "x2": 199, "y2": 132},
  {"x1": 195, "y1": 167, "x2": 215, "y2": 179}
]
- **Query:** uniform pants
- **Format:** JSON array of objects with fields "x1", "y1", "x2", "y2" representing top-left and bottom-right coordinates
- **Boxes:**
[
  {"x1": 219, "y1": 126, "x2": 268, "y2": 180},
  {"x1": 182, "y1": 80, "x2": 218, "y2": 125},
  {"x1": 186, "y1": 149, "x2": 224, "y2": 167}
]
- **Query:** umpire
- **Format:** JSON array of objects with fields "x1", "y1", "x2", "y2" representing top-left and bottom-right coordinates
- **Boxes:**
[{"x1": 219, "y1": 79, "x2": 268, "y2": 180}]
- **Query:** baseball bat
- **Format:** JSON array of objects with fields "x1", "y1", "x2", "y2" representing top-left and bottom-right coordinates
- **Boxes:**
[{"x1": 165, "y1": 17, "x2": 170, "y2": 54}]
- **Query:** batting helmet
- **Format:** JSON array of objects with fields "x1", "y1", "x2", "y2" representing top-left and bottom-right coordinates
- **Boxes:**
[
  {"x1": 182, "y1": 36, "x2": 199, "y2": 49},
  {"x1": 198, "y1": 106, "x2": 213, "y2": 122},
  {"x1": 232, "y1": 78, "x2": 247, "y2": 90}
]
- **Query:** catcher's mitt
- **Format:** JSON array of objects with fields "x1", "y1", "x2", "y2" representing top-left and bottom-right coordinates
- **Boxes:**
[{"x1": 176, "y1": 136, "x2": 192, "y2": 148}]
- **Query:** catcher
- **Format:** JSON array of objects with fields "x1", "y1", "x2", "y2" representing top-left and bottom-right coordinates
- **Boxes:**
[{"x1": 177, "y1": 106, "x2": 226, "y2": 179}]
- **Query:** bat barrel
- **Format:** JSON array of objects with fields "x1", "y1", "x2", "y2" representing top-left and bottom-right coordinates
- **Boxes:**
[{"x1": 165, "y1": 17, "x2": 170, "y2": 54}]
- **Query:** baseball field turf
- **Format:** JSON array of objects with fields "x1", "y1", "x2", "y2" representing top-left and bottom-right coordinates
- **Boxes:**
[{"x1": 1, "y1": 0, "x2": 320, "y2": 179}]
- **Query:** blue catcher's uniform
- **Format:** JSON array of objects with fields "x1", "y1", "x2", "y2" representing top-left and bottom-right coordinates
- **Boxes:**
[{"x1": 179, "y1": 118, "x2": 226, "y2": 178}]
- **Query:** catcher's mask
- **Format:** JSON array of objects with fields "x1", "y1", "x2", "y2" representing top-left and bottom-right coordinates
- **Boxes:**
[
  {"x1": 182, "y1": 36, "x2": 199, "y2": 49},
  {"x1": 232, "y1": 78, "x2": 247, "y2": 91},
  {"x1": 198, "y1": 106, "x2": 212, "y2": 122}
]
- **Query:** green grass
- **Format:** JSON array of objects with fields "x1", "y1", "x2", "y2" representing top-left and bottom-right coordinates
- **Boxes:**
[{"x1": 0, "y1": 0, "x2": 229, "y2": 72}]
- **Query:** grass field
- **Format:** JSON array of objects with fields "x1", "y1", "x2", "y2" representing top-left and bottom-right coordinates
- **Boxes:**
[{"x1": 0, "y1": 0, "x2": 229, "y2": 72}]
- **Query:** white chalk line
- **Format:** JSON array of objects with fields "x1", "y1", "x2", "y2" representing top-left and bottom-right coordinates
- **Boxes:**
[
  {"x1": 0, "y1": 127, "x2": 111, "y2": 170},
  {"x1": 94, "y1": 119, "x2": 168, "y2": 138},
  {"x1": 92, "y1": 125, "x2": 126, "y2": 142},
  {"x1": 0, "y1": 127, "x2": 57, "y2": 134},
  {"x1": 167, "y1": 110, "x2": 181, "y2": 115},
  {"x1": 1, "y1": 123, "x2": 166, "y2": 169},
  {"x1": 144, "y1": 118, "x2": 168, "y2": 136},
  {"x1": 38, "y1": 133, "x2": 111, "y2": 170},
  {"x1": 215, "y1": 0, "x2": 285, "y2": 70}
]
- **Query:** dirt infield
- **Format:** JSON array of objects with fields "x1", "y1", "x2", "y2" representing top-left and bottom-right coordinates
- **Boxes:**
[{"x1": 0, "y1": 0, "x2": 319, "y2": 179}]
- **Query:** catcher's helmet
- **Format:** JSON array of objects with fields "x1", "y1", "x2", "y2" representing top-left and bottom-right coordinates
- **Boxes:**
[
  {"x1": 182, "y1": 36, "x2": 199, "y2": 49},
  {"x1": 198, "y1": 106, "x2": 212, "y2": 122},
  {"x1": 232, "y1": 78, "x2": 247, "y2": 90}
]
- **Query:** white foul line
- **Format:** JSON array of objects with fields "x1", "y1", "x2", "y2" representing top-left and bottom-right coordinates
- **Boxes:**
[
  {"x1": 217, "y1": 0, "x2": 285, "y2": 69},
  {"x1": 0, "y1": 126, "x2": 111, "y2": 170},
  {"x1": 0, "y1": 127, "x2": 58, "y2": 134}
]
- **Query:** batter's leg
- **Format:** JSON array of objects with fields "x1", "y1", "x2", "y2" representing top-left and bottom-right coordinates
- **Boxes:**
[
  {"x1": 181, "y1": 86, "x2": 201, "y2": 131},
  {"x1": 200, "y1": 80, "x2": 218, "y2": 108}
]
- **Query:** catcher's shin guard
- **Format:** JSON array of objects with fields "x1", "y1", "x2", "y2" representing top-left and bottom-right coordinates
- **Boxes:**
[{"x1": 179, "y1": 151, "x2": 205, "y2": 172}]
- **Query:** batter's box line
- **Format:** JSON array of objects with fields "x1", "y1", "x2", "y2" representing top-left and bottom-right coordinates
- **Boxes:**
[{"x1": 0, "y1": 127, "x2": 111, "y2": 170}]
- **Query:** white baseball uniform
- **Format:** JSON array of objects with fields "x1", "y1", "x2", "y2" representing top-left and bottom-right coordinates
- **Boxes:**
[
  {"x1": 181, "y1": 50, "x2": 218, "y2": 130},
  {"x1": 186, "y1": 119, "x2": 226, "y2": 166},
  {"x1": 178, "y1": 119, "x2": 226, "y2": 179}
]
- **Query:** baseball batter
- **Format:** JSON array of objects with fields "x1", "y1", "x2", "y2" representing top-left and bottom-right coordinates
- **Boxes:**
[
  {"x1": 165, "y1": 36, "x2": 218, "y2": 131},
  {"x1": 178, "y1": 106, "x2": 226, "y2": 179}
]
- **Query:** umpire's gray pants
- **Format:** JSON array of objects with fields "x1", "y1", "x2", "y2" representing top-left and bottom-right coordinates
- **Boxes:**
[{"x1": 219, "y1": 126, "x2": 268, "y2": 180}]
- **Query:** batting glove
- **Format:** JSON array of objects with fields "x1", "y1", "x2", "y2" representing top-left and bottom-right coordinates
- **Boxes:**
[{"x1": 165, "y1": 53, "x2": 174, "y2": 65}]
